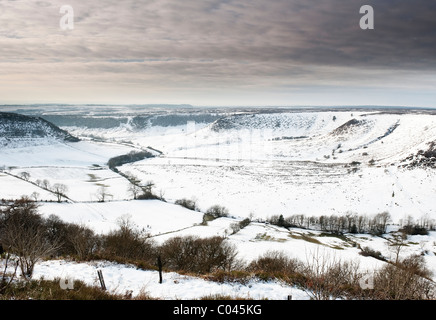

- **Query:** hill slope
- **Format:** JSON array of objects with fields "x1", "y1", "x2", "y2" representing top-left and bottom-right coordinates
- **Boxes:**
[{"x1": 0, "y1": 112, "x2": 79, "y2": 147}]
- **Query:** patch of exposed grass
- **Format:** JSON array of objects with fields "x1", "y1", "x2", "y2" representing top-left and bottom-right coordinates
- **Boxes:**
[
  {"x1": 318, "y1": 232, "x2": 357, "y2": 248},
  {"x1": 318, "y1": 232, "x2": 348, "y2": 241},
  {"x1": 254, "y1": 232, "x2": 287, "y2": 242},
  {"x1": 87, "y1": 173, "x2": 100, "y2": 182},
  {"x1": 198, "y1": 293, "x2": 255, "y2": 300},
  {"x1": 288, "y1": 232, "x2": 322, "y2": 244},
  {"x1": 329, "y1": 245, "x2": 345, "y2": 250}
]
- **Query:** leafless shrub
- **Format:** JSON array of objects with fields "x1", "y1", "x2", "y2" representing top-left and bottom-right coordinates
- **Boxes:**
[
  {"x1": 175, "y1": 198, "x2": 198, "y2": 211},
  {"x1": 44, "y1": 214, "x2": 99, "y2": 259},
  {"x1": 247, "y1": 250, "x2": 302, "y2": 278},
  {"x1": 230, "y1": 218, "x2": 251, "y2": 235},
  {"x1": 160, "y1": 235, "x2": 239, "y2": 274},
  {"x1": 101, "y1": 215, "x2": 155, "y2": 263},
  {"x1": 301, "y1": 248, "x2": 361, "y2": 300},
  {"x1": 206, "y1": 205, "x2": 229, "y2": 218},
  {"x1": 67, "y1": 224, "x2": 99, "y2": 260}
]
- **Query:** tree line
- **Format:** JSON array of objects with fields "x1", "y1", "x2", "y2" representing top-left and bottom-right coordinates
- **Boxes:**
[{"x1": 268, "y1": 211, "x2": 434, "y2": 236}]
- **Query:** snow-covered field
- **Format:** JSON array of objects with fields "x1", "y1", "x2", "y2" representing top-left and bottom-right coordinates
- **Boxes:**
[
  {"x1": 1, "y1": 107, "x2": 436, "y2": 299},
  {"x1": 32, "y1": 259, "x2": 311, "y2": 300},
  {"x1": 120, "y1": 157, "x2": 436, "y2": 221},
  {"x1": 39, "y1": 200, "x2": 204, "y2": 235}
]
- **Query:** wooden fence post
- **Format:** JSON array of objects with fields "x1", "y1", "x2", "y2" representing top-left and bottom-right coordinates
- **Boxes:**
[
  {"x1": 157, "y1": 255, "x2": 163, "y2": 284},
  {"x1": 97, "y1": 269, "x2": 106, "y2": 291}
]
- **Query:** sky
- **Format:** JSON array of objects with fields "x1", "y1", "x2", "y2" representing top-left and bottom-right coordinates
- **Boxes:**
[{"x1": 0, "y1": 0, "x2": 436, "y2": 107}]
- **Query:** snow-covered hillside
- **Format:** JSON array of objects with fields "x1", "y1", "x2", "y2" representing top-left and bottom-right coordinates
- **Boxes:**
[{"x1": 0, "y1": 112, "x2": 79, "y2": 148}]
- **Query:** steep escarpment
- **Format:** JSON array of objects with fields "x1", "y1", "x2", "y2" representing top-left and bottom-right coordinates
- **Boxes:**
[{"x1": 0, "y1": 112, "x2": 79, "y2": 147}]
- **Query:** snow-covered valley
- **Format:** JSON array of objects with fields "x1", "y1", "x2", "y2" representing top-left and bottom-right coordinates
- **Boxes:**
[{"x1": 1, "y1": 106, "x2": 436, "y2": 300}]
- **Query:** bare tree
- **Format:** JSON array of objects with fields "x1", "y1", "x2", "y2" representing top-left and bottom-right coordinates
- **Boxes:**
[
  {"x1": 19, "y1": 171, "x2": 30, "y2": 181},
  {"x1": 41, "y1": 179, "x2": 50, "y2": 190},
  {"x1": 96, "y1": 185, "x2": 112, "y2": 202},
  {"x1": 52, "y1": 183, "x2": 68, "y2": 202},
  {"x1": 158, "y1": 188, "x2": 166, "y2": 201},
  {"x1": 125, "y1": 172, "x2": 144, "y2": 200},
  {"x1": 388, "y1": 231, "x2": 407, "y2": 264},
  {"x1": 0, "y1": 198, "x2": 60, "y2": 280},
  {"x1": 31, "y1": 191, "x2": 40, "y2": 202},
  {"x1": 127, "y1": 183, "x2": 142, "y2": 200}
]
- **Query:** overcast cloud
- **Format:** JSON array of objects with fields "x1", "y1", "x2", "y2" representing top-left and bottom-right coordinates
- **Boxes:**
[{"x1": 0, "y1": 0, "x2": 435, "y2": 106}]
